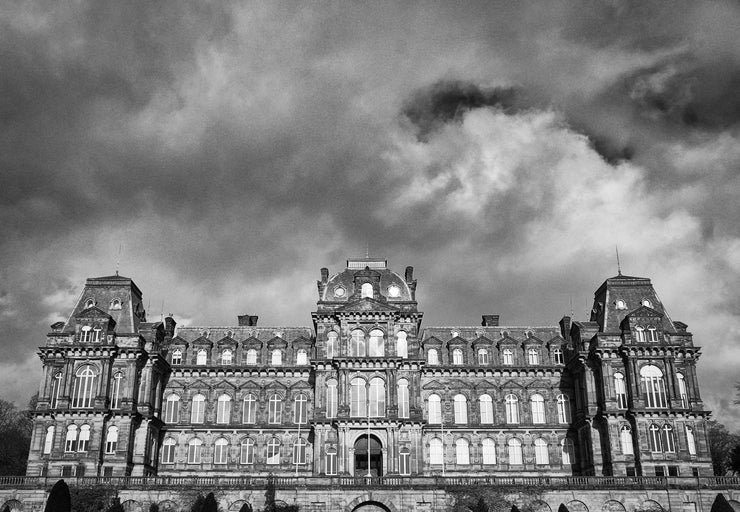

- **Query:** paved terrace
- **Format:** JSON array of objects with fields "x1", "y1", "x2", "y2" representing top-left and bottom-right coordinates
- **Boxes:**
[{"x1": 1, "y1": 476, "x2": 739, "y2": 491}]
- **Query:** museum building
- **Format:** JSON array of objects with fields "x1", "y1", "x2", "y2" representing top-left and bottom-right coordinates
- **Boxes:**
[{"x1": 25, "y1": 258, "x2": 713, "y2": 479}]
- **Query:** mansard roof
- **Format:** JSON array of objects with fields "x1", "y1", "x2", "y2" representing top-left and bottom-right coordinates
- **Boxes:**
[
  {"x1": 175, "y1": 326, "x2": 313, "y2": 343},
  {"x1": 420, "y1": 326, "x2": 561, "y2": 343}
]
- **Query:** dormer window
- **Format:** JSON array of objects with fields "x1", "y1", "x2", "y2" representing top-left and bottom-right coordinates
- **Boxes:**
[
  {"x1": 80, "y1": 326, "x2": 92, "y2": 342},
  {"x1": 642, "y1": 299, "x2": 653, "y2": 308},
  {"x1": 502, "y1": 348, "x2": 513, "y2": 365},
  {"x1": 361, "y1": 283, "x2": 373, "y2": 299},
  {"x1": 635, "y1": 326, "x2": 647, "y2": 343},
  {"x1": 109, "y1": 299, "x2": 122, "y2": 310},
  {"x1": 527, "y1": 348, "x2": 539, "y2": 365},
  {"x1": 646, "y1": 326, "x2": 659, "y2": 342},
  {"x1": 196, "y1": 350, "x2": 207, "y2": 365},
  {"x1": 171, "y1": 349, "x2": 182, "y2": 365},
  {"x1": 84, "y1": 298, "x2": 95, "y2": 309},
  {"x1": 221, "y1": 349, "x2": 233, "y2": 365},
  {"x1": 615, "y1": 300, "x2": 627, "y2": 310},
  {"x1": 553, "y1": 348, "x2": 564, "y2": 364}
]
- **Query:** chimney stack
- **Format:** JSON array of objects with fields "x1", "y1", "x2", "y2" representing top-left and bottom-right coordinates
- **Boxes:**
[
  {"x1": 320, "y1": 268, "x2": 329, "y2": 283},
  {"x1": 405, "y1": 266, "x2": 414, "y2": 282},
  {"x1": 164, "y1": 316, "x2": 177, "y2": 337},
  {"x1": 559, "y1": 316, "x2": 572, "y2": 341},
  {"x1": 481, "y1": 315, "x2": 499, "y2": 327},
  {"x1": 238, "y1": 315, "x2": 259, "y2": 326}
]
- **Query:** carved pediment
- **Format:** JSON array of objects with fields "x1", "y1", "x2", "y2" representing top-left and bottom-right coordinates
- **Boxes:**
[
  {"x1": 474, "y1": 379, "x2": 497, "y2": 390},
  {"x1": 216, "y1": 336, "x2": 238, "y2": 347},
  {"x1": 291, "y1": 381, "x2": 312, "y2": 390},
  {"x1": 243, "y1": 336, "x2": 262, "y2": 348},
  {"x1": 188, "y1": 379, "x2": 210, "y2": 390},
  {"x1": 524, "y1": 379, "x2": 552, "y2": 390},
  {"x1": 336, "y1": 298, "x2": 398, "y2": 313},
  {"x1": 264, "y1": 380, "x2": 287, "y2": 389},
  {"x1": 472, "y1": 336, "x2": 494, "y2": 346},
  {"x1": 422, "y1": 380, "x2": 444, "y2": 390},
  {"x1": 501, "y1": 379, "x2": 525, "y2": 389},
  {"x1": 213, "y1": 379, "x2": 237, "y2": 390},
  {"x1": 239, "y1": 380, "x2": 261, "y2": 390},
  {"x1": 447, "y1": 336, "x2": 467, "y2": 346},
  {"x1": 191, "y1": 336, "x2": 213, "y2": 347},
  {"x1": 422, "y1": 336, "x2": 444, "y2": 347}
]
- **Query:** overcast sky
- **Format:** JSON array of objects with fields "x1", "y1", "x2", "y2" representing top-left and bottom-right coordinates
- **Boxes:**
[{"x1": 1, "y1": 1, "x2": 739, "y2": 428}]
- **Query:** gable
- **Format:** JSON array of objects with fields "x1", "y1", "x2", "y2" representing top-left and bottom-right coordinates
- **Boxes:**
[
  {"x1": 422, "y1": 379, "x2": 444, "y2": 390},
  {"x1": 474, "y1": 379, "x2": 497, "y2": 390},
  {"x1": 264, "y1": 380, "x2": 288, "y2": 389},
  {"x1": 500, "y1": 379, "x2": 525, "y2": 389},
  {"x1": 239, "y1": 380, "x2": 261, "y2": 390},
  {"x1": 212, "y1": 379, "x2": 237, "y2": 390}
]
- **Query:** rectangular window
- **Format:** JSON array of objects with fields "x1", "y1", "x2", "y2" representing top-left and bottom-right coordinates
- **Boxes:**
[
  {"x1": 626, "y1": 467, "x2": 636, "y2": 477},
  {"x1": 103, "y1": 467, "x2": 113, "y2": 477},
  {"x1": 61, "y1": 466, "x2": 74, "y2": 477},
  {"x1": 668, "y1": 466, "x2": 679, "y2": 477},
  {"x1": 655, "y1": 466, "x2": 666, "y2": 477},
  {"x1": 326, "y1": 450, "x2": 337, "y2": 475},
  {"x1": 399, "y1": 450, "x2": 410, "y2": 475}
]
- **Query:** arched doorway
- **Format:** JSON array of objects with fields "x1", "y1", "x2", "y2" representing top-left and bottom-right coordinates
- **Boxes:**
[{"x1": 355, "y1": 434, "x2": 383, "y2": 476}]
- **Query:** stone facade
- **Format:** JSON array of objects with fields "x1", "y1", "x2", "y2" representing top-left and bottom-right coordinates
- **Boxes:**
[{"x1": 26, "y1": 258, "x2": 713, "y2": 481}]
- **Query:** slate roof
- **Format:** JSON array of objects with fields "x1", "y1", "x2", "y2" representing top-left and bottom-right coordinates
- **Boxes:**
[
  {"x1": 420, "y1": 326, "x2": 562, "y2": 343},
  {"x1": 174, "y1": 326, "x2": 314, "y2": 343}
]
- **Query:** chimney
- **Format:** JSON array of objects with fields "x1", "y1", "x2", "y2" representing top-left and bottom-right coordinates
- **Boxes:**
[
  {"x1": 237, "y1": 314, "x2": 258, "y2": 326},
  {"x1": 481, "y1": 315, "x2": 499, "y2": 327},
  {"x1": 164, "y1": 316, "x2": 177, "y2": 337},
  {"x1": 320, "y1": 268, "x2": 329, "y2": 283},
  {"x1": 559, "y1": 316, "x2": 572, "y2": 341},
  {"x1": 405, "y1": 266, "x2": 414, "y2": 282}
]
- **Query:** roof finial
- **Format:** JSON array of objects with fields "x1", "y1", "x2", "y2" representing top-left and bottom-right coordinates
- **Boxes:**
[
  {"x1": 115, "y1": 243, "x2": 122, "y2": 276},
  {"x1": 570, "y1": 295, "x2": 574, "y2": 317},
  {"x1": 615, "y1": 245, "x2": 622, "y2": 276},
  {"x1": 366, "y1": 241, "x2": 370, "y2": 259}
]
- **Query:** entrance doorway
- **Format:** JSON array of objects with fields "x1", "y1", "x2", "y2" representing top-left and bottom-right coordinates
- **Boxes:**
[{"x1": 354, "y1": 435, "x2": 383, "y2": 476}]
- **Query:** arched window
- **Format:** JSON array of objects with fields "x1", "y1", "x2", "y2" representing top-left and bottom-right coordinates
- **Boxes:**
[
  {"x1": 268, "y1": 394, "x2": 282, "y2": 424},
  {"x1": 191, "y1": 394, "x2": 205, "y2": 424},
  {"x1": 508, "y1": 438, "x2": 523, "y2": 465},
  {"x1": 620, "y1": 426, "x2": 634, "y2": 455},
  {"x1": 240, "y1": 438, "x2": 255, "y2": 464},
  {"x1": 293, "y1": 438, "x2": 307, "y2": 465},
  {"x1": 453, "y1": 394, "x2": 468, "y2": 424},
  {"x1": 635, "y1": 326, "x2": 647, "y2": 343},
  {"x1": 351, "y1": 330, "x2": 366, "y2": 357},
  {"x1": 399, "y1": 447, "x2": 411, "y2": 475},
  {"x1": 478, "y1": 349, "x2": 489, "y2": 365},
  {"x1": 350, "y1": 378, "x2": 367, "y2": 417},
  {"x1": 216, "y1": 394, "x2": 232, "y2": 424},
  {"x1": 557, "y1": 394, "x2": 571, "y2": 423},
  {"x1": 662, "y1": 425, "x2": 676, "y2": 453},
  {"x1": 84, "y1": 299, "x2": 95, "y2": 309},
  {"x1": 455, "y1": 438, "x2": 470, "y2": 465},
  {"x1": 214, "y1": 438, "x2": 228, "y2": 464},
  {"x1": 105, "y1": 426, "x2": 118, "y2": 454},
  {"x1": 553, "y1": 348, "x2": 564, "y2": 364},
  {"x1": 171, "y1": 349, "x2": 182, "y2": 365},
  {"x1": 162, "y1": 438, "x2": 176, "y2": 464},
  {"x1": 505, "y1": 394, "x2": 519, "y2": 424},
  {"x1": 77, "y1": 425, "x2": 90, "y2": 452},
  {"x1": 325, "y1": 447, "x2": 337, "y2": 475},
  {"x1": 427, "y1": 348, "x2": 439, "y2": 365},
  {"x1": 326, "y1": 332, "x2": 338, "y2": 359},
  {"x1": 429, "y1": 438, "x2": 443, "y2": 465},
  {"x1": 502, "y1": 348, "x2": 513, "y2": 365},
  {"x1": 110, "y1": 372, "x2": 123, "y2": 409},
  {"x1": 369, "y1": 377, "x2": 386, "y2": 417},
  {"x1": 110, "y1": 299, "x2": 121, "y2": 310},
  {"x1": 326, "y1": 379, "x2": 338, "y2": 419},
  {"x1": 246, "y1": 348, "x2": 257, "y2": 365},
  {"x1": 361, "y1": 283, "x2": 373, "y2": 298},
  {"x1": 271, "y1": 349, "x2": 282, "y2": 366},
  {"x1": 72, "y1": 366, "x2": 96, "y2": 408},
  {"x1": 640, "y1": 365, "x2": 667, "y2": 408},
  {"x1": 534, "y1": 438, "x2": 549, "y2": 464},
  {"x1": 397, "y1": 379, "x2": 409, "y2": 419},
  {"x1": 368, "y1": 329, "x2": 384, "y2": 357},
  {"x1": 64, "y1": 425, "x2": 78, "y2": 452},
  {"x1": 267, "y1": 438, "x2": 281, "y2": 465},
  {"x1": 686, "y1": 426, "x2": 697, "y2": 455},
  {"x1": 649, "y1": 424, "x2": 662, "y2": 452},
  {"x1": 242, "y1": 394, "x2": 257, "y2": 424},
  {"x1": 482, "y1": 438, "x2": 496, "y2": 464},
  {"x1": 164, "y1": 394, "x2": 179, "y2": 423},
  {"x1": 616, "y1": 299, "x2": 627, "y2": 309},
  {"x1": 479, "y1": 394, "x2": 493, "y2": 424},
  {"x1": 614, "y1": 372, "x2": 628, "y2": 408},
  {"x1": 296, "y1": 349, "x2": 308, "y2": 365},
  {"x1": 531, "y1": 394, "x2": 545, "y2": 424},
  {"x1": 527, "y1": 348, "x2": 539, "y2": 365},
  {"x1": 80, "y1": 325, "x2": 92, "y2": 342},
  {"x1": 187, "y1": 439, "x2": 202, "y2": 464},
  {"x1": 196, "y1": 350, "x2": 207, "y2": 365},
  {"x1": 50, "y1": 372, "x2": 62, "y2": 409},
  {"x1": 43, "y1": 426, "x2": 55, "y2": 454},
  {"x1": 294, "y1": 394, "x2": 308, "y2": 424},
  {"x1": 642, "y1": 299, "x2": 653, "y2": 308},
  {"x1": 428, "y1": 394, "x2": 441, "y2": 424},
  {"x1": 396, "y1": 331, "x2": 408, "y2": 358},
  {"x1": 452, "y1": 348, "x2": 463, "y2": 365},
  {"x1": 221, "y1": 349, "x2": 233, "y2": 365},
  {"x1": 561, "y1": 438, "x2": 575, "y2": 464},
  {"x1": 646, "y1": 326, "x2": 659, "y2": 342},
  {"x1": 677, "y1": 373, "x2": 688, "y2": 408}
]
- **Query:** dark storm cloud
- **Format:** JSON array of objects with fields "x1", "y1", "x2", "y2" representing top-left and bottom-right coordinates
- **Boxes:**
[{"x1": 402, "y1": 81, "x2": 520, "y2": 141}]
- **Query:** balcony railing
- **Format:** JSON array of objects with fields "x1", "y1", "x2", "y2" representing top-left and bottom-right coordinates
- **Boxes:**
[{"x1": 1, "y1": 475, "x2": 740, "y2": 490}]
